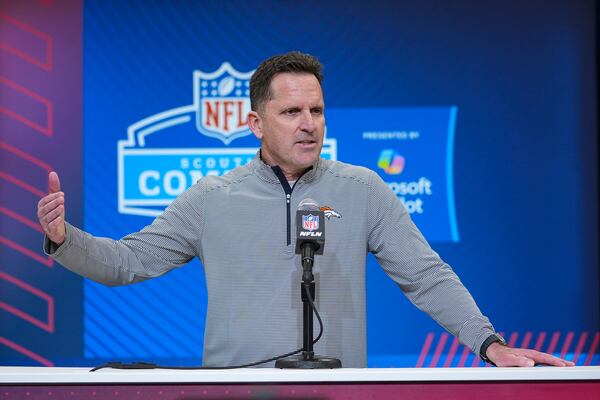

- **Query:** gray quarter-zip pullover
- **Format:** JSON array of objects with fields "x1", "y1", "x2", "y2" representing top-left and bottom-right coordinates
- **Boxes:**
[{"x1": 46, "y1": 155, "x2": 495, "y2": 367}]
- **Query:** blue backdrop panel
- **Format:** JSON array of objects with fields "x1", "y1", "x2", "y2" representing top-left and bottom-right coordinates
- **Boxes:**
[
  {"x1": 328, "y1": 107, "x2": 459, "y2": 242},
  {"x1": 78, "y1": 0, "x2": 598, "y2": 367}
]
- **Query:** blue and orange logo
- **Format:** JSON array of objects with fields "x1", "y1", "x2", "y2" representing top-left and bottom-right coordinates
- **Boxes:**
[{"x1": 377, "y1": 149, "x2": 405, "y2": 175}]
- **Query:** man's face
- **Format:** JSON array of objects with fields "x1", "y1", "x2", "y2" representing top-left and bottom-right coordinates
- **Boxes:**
[{"x1": 248, "y1": 73, "x2": 325, "y2": 179}]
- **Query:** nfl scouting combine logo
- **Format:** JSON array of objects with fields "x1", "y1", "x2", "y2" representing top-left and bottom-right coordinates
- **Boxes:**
[
  {"x1": 194, "y1": 63, "x2": 253, "y2": 145},
  {"x1": 118, "y1": 62, "x2": 337, "y2": 217}
]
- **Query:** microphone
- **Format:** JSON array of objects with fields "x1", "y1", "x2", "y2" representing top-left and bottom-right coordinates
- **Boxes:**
[
  {"x1": 275, "y1": 198, "x2": 342, "y2": 368},
  {"x1": 295, "y1": 198, "x2": 325, "y2": 280}
]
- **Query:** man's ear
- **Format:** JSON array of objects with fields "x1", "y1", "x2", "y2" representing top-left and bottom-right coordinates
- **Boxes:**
[{"x1": 247, "y1": 111, "x2": 263, "y2": 140}]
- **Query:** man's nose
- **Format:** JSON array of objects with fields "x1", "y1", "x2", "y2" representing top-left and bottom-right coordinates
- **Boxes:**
[{"x1": 299, "y1": 110, "x2": 316, "y2": 132}]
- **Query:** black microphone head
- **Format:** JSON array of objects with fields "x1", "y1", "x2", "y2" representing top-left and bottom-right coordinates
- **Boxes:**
[
  {"x1": 298, "y1": 198, "x2": 319, "y2": 211},
  {"x1": 295, "y1": 198, "x2": 325, "y2": 255}
]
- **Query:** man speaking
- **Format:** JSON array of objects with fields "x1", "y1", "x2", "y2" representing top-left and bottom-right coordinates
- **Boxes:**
[{"x1": 37, "y1": 51, "x2": 572, "y2": 368}]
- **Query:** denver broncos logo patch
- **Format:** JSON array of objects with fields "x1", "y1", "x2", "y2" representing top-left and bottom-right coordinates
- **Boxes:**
[{"x1": 319, "y1": 206, "x2": 342, "y2": 219}]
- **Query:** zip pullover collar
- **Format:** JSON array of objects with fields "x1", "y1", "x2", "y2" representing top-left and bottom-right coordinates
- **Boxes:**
[
  {"x1": 248, "y1": 150, "x2": 322, "y2": 186},
  {"x1": 248, "y1": 150, "x2": 322, "y2": 246}
]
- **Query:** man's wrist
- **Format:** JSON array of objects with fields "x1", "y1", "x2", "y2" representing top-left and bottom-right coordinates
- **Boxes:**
[
  {"x1": 485, "y1": 342, "x2": 506, "y2": 362},
  {"x1": 46, "y1": 237, "x2": 63, "y2": 254},
  {"x1": 480, "y1": 333, "x2": 507, "y2": 365},
  {"x1": 44, "y1": 225, "x2": 67, "y2": 255}
]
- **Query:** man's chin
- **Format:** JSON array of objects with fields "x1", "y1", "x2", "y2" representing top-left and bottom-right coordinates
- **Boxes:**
[{"x1": 296, "y1": 154, "x2": 320, "y2": 169}]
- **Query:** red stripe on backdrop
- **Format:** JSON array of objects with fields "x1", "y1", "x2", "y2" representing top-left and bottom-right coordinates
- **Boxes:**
[
  {"x1": 0, "y1": 271, "x2": 55, "y2": 332},
  {"x1": 428, "y1": 333, "x2": 448, "y2": 367},
  {"x1": 572, "y1": 332, "x2": 588, "y2": 365},
  {"x1": 0, "y1": 12, "x2": 53, "y2": 71},
  {"x1": 0, "y1": 206, "x2": 44, "y2": 233},
  {"x1": 443, "y1": 336, "x2": 460, "y2": 367},
  {"x1": 508, "y1": 332, "x2": 519, "y2": 347},
  {"x1": 547, "y1": 332, "x2": 560, "y2": 354},
  {"x1": 415, "y1": 333, "x2": 434, "y2": 368},
  {"x1": 0, "y1": 140, "x2": 53, "y2": 171},
  {"x1": 584, "y1": 332, "x2": 599, "y2": 366},
  {"x1": 560, "y1": 332, "x2": 574, "y2": 359},
  {"x1": 0, "y1": 236, "x2": 53, "y2": 267},
  {"x1": 457, "y1": 345, "x2": 471, "y2": 367},
  {"x1": 0, "y1": 76, "x2": 54, "y2": 136},
  {"x1": 418, "y1": 331, "x2": 598, "y2": 368},
  {"x1": 0, "y1": 171, "x2": 46, "y2": 197},
  {"x1": 534, "y1": 332, "x2": 546, "y2": 351},
  {"x1": 520, "y1": 332, "x2": 532, "y2": 349},
  {"x1": 0, "y1": 336, "x2": 53, "y2": 366},
  {"x1": 471, "y1": 349, "x2": 482, "y2": 367}
]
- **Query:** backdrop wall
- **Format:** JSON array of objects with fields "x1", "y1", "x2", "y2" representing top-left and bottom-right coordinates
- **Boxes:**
[{"x1": 1, "y1": 0, "x2": 598, "y2": 367}]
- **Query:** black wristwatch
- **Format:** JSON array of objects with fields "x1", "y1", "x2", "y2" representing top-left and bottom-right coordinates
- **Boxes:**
[{"x1": 479, "y1": 334, "x2": 507, "y2": 365}]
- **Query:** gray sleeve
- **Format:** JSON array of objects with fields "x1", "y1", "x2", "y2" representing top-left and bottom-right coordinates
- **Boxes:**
[
  {"x1": 366, "y1": 171, "x2": 494, "y2": 355},
  {"x1": 44, "y1": 182, "x2": 205, "y2": 286}
]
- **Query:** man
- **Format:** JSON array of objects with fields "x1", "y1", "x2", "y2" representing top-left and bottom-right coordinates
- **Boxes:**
[{"x1": 38, "y1": 51, "x2": 572, "y2": 368}]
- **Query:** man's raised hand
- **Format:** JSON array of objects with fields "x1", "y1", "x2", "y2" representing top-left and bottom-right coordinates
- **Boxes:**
[{"x1": 37, "y1": 171, "x2": 66, "y2": 245}]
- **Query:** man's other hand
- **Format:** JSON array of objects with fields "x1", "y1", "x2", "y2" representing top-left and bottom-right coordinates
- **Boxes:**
[
  {"x1": 486, "y1": 342, "x2": 575, "y2": 367},
  {"x1": 37, "y1": 171, "x2": 66, "y2": 245}
]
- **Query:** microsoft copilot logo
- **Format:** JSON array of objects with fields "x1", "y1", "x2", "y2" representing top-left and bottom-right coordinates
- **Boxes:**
[{"x1": 378, "y1": 149, "x2": 405, "y2": 175}]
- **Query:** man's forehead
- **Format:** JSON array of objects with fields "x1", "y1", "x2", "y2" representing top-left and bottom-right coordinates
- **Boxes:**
[{"x1": 268, "y1": 72, "x2": 323, "y2": 101}]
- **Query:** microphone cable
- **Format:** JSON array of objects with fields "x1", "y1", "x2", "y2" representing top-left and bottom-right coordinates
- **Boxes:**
[{"x1": 90, "y1": 285, "x2": 324, "y2": 372}]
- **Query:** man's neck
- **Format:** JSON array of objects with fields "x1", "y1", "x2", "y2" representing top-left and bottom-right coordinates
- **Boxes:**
[{"x1": 259, "y1": 151, "x2": 310, "y2": 182}]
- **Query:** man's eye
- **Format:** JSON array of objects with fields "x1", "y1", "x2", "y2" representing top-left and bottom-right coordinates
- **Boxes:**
[
  {"x1": 311, "y1": 108, "x2": 323, "y2": 115},
  {"x1": 284, "y1": 109, "x2": 299, "y2": 115}
]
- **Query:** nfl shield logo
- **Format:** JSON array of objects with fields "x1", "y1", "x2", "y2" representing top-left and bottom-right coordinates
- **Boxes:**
[
  {"x1": 302, "y1": 214, "x2": 319, "y2": 231},
  {"x1": 193, "y1": 62, "x2": 255, "y2": 145}
]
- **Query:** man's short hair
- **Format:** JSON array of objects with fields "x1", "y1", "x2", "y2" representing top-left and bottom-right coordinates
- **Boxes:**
[{"x1": 250, "y1": 51, "x2": 324, "y2": 113}]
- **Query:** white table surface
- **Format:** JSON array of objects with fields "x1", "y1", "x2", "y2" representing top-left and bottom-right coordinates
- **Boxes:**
[{"x1": 1, "y1": 366, "x2": 599, "y2": 384}]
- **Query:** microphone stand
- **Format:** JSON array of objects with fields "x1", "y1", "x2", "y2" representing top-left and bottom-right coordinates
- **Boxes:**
[{"x1": 275, "y1": 243, "x2": 342, "y2": 369}]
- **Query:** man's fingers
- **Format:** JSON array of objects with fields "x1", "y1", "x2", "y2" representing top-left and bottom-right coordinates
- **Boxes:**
[
  {"x1": 38, "y1": 193, "x2": 64, "y2": 212},
  {"x1": 524, "y1": 350, "x2": 573, "y2": 366},
  {"x1": 47, "y1": 213, "x2": 64, "y2": 231},
  {"x1": 494, "y1": 353, "x2": 534, "y2": 367},
  {"x1": 37, "y1": 194, "x2": 64, "y2": 219},
  {"x1": 494, "y1": 348, "x2": 574, "y2": 367},
  {"x1": 44, "y1": 209, "x2": 66, "y2": 245},
  {"x1": 38, "y1": 191, "x2": 64, "y2": 209},
  {"x1": 513, "y1": 356, "x2": 535, "y2": 368},
  {"x1": 498, "y1": 356, "x2": 532, "y2": 368},
  {"x1": 42, "y1": 205, "x2": 64, "y2": 227},
  {"x1": 48, "y1": 171, "x2": 61, "y2": 194}
]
